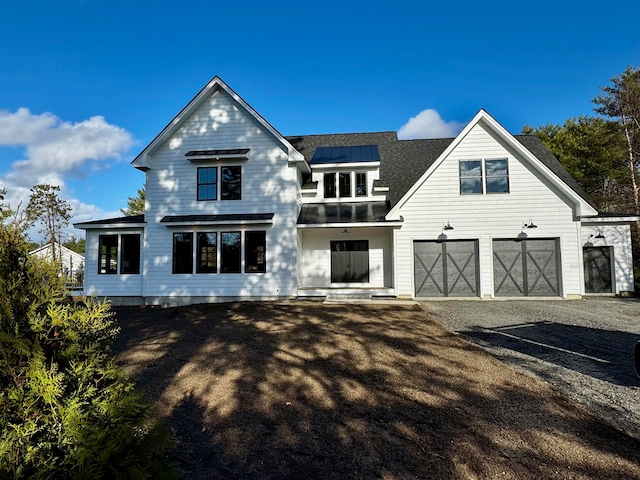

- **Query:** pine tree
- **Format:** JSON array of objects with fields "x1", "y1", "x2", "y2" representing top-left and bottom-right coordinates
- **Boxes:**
[{"x1": 0, "y1": 214, "x2": 175, "y2": 479}]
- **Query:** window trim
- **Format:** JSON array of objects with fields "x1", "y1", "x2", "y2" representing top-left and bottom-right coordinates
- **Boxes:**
[{"x1": 459, "y1": 158, "x2": 509, "y2": 195}]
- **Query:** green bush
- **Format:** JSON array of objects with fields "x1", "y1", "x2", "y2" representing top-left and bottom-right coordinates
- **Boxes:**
[{"x1": 0, "y1": 222, "x2": 176, "y2": 479}]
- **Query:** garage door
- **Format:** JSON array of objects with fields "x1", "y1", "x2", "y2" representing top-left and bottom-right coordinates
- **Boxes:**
[
  {"x1": 414, "y1": 240, "x2": 479, "y2": 297},
  {"x1": 493, "y1": 239, "x2": 560, "y2": 297}
]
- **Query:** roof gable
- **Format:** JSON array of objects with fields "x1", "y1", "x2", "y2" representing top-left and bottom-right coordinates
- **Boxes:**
[
  {"x1": 131, "y1": 76, "x2": 307, "y2": 171},
  {"x1": 386, "y1": 109, "x2": 599, "y2": 218}
]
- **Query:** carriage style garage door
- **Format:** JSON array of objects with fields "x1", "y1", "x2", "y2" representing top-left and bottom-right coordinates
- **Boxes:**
[
  {"x1": 414, "y1": 240, "x2": 479, "y2": 297},
  {"x1": 493, "y1": 239, "x2": 560, "y2": 297},
  {"x1": 583, "y1": 246, "x2": 614, "y2": 293}
]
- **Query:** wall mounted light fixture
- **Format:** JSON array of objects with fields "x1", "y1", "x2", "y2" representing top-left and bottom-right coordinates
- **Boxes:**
[
  {"x1": 523, "y1": 219, "x2": 538, "y2": 229},
  {"x1": 589, "y1": 230, "x2": 605, "y2": 239},
  {"x1": 443, "y1": 221, "x2": 454, "y2": 231}
]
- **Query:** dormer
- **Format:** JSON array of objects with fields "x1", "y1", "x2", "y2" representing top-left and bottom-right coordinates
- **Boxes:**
[{"x1": 304, "y1": 145, "x2": 386, "y2": 203}]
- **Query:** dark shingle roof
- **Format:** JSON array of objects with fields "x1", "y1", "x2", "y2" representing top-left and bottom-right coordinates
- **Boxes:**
[
  {"x1": 513, "y1": 135, "x2": 597, "y2": 210},
  {"x1": 288, "y1": 132, "x2": 597, "y2": 210}
]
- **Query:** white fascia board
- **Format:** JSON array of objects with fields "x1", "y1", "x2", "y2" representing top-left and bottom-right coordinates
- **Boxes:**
[
  {"x1": 162, "y1": 219, "x2": 274, "y2": 227},
  {"x1": 312, "y1": 161, "x2": 380, "y2": 170},
  {"x1": 74, "y1": 223, "x2": 146, "y2": 230},
  {"x1": 581, "y1": 216, "x2": 640, "y2": 224},
  {"x1": 297, "y1": 221, "x2": 403, "y2": 229},
  {"x1": 386, "y1": 109, "x2": 598, "y2": 219},
  {"x1": 131, "y1": 76, "x2": 309, "y2": 173}
]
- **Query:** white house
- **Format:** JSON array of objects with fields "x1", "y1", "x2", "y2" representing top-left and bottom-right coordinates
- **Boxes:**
[{"x1": 75, "y1": 77, "x2": 638, "y2": 305}]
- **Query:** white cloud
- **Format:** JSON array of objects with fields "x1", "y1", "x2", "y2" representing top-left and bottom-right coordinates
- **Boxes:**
[
  {"x1": 0, "y1": 108, "x2": 134, "y2": 241},
  {"x1": 397, "y1": 109, "x2": 464, "y2": 139}
]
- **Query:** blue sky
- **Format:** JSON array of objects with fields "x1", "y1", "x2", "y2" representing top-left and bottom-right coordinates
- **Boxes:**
[{"x1": 1, "y1": 0, "x2": 639, "y2": 240}]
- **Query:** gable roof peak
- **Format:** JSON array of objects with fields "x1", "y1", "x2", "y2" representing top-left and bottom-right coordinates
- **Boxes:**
[{"x1": 131, "y1": 76, "x2": 308, "y2": 172}]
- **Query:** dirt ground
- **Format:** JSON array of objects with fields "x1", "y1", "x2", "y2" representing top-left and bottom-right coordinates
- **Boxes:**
[{"x1": 112, "y1": 302, "x2": 640, "y2": 479}]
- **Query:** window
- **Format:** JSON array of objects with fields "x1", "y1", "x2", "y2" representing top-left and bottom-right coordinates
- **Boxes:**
[
  {"x1": 485, "y1": 159, "x2": 509, "y2": 193},
  {"x1": 460, "y1": 159, "x2": 509, "y2": 194},
  {"x1": 120, "y1": 234, "x2": 140, "y2": 274},
  {"x1": 173, "y1": 233, "x2": 193, "y2": 274},
  {"x1": 324, "y1": 173, "x2": 336, "y2": 198},
  {"x1": 245, "y1": 231, "x2": 266, "y2": 273},
  {"x1": 356, "y1": 172, "x2": 367, "y2": 196},
  {"x1": 197, "y1": 166, "x2": 242, "y2": 201},
  {"x1": 196, "y1": 233, "x2": 217, "y2": 273},
  {"x1": 221, "y1": 232, "x2": 241, "y2": 273},
  {"x1": 339, "y1": 172, "x2": 351, "y2": 197},
  {"x1": 198, "y1": 167, "x2": 217, "y2": 200},
  {"x1": 98, "y1": 235, "x2": 118, "y2": 274},
  {"x1": 221, "y1": 166, "x2": 241, "y2": 200}
]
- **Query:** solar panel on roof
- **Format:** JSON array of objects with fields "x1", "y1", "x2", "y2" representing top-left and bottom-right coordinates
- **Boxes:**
[{"x1": 310, "y1": 145, "x2": 380, "y2": 164}]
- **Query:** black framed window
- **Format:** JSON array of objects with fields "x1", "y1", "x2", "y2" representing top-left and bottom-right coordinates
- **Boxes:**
[
  {"x1": 98, "y1": 235, "x2": 118, "y2": 274},
  {"x1": 459, "y1": 160, "x2": 483, "y2": 194},
  {"x1": 245, "y1": 231, "x2": 266, "y2": 273},
  {"x1": 198, "y1": 167, "x2": 217, "y2": 201},
  {"x1": 324, "y1": 173, "x2": 336, "y2": 198},
  {"x1": 460, "y1": 159, "x2": 509, "y2": 194},
  {"x1": 485, "y1": 159, "x2": 509, "y2": 193},
  {"x1": 339, "y1": 172, "x2": 351, "y2": 197},
  {"x1": 221, "y1": 166, "x2": 241, "y2": 200},
  {"x1": 221, "y1": 232, "x2": 241, "y2": 273},
  {"x1": 355, "y1": 172, "x2": 367, "y2": 197},
  {"x1": 197, "y1": 232, "x2": 217, "y2": 273},
  {"x1": 172, "y1": 233, "x2": 193, "y2": 274},
  {"x1": 120, "y1": 234, "x2": 141, "y2": 274}
]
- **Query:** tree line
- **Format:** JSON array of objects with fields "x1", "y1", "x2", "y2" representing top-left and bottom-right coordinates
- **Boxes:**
[{"x1": 523, "y1": 66, "x2": 640, "y2": 289}]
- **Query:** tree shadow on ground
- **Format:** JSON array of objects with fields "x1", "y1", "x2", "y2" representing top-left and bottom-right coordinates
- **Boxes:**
[
  {"x1": 112, "y1": 302, "x2": 640, "y2": 480},
  {"x1": 461, "y1": 321, "x2": 639, "y2": 386}
]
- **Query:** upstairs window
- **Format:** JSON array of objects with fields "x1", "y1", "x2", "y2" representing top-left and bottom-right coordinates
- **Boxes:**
[
  {"x1": 355, "y1": 172, "x2": 367, "y2": 196},
  {"x1": 221, "y1": 166, "x2": 242, "y2": 200},
  {"x1": 197, "y1": 166, "x2": 242, "y2": 201},
  {"x1": 324, "y1": 173, "x2": 336, "y2": 198},
  {"x1": 460, "y1": 159, "x2": 509, "y2": 194},
  {"x1": 339, "y1": 173, "x2": 351, "y2": 197},
  {"x1": 198, "y1": 167, "x2": 217, "y2": 200}
]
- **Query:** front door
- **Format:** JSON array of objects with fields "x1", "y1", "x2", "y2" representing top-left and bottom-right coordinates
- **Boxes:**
[
  {"x1": 584, "y1": 246, "x2": 614, "y2": 293},
  {"x1": 331, "y1": 240, "x2": 369, "y2": 283}
]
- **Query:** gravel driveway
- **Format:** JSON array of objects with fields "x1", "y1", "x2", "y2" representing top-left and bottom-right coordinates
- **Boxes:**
[{"x1": 424, "y1": 297, "x2": 640, "y2": 439}]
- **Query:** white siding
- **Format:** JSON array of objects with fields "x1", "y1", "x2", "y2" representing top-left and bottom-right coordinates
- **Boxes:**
[
  {"x1": 395, "y1": 122, "x2": 582, "y2": 297},
  {"x1": 142, "y1": 88, "x2": 300, "y2": 302},
  {"x1": 299, "y1": 227, "x2": 393, "y2": 288},
  {"x1": 83, "y1": 228, "x2": 144, "y2": 297},
  {"x1": 581, "y1": 222, "x2": 635, "y2": 294}
]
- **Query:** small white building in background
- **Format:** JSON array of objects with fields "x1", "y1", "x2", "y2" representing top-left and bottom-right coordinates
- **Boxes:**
[
  {"x1": 29, "y1": 242, "x2": 85, "y2": 276},
  {"x1": 75, "y1": 77, "x2": 639, "y2": 306}
]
